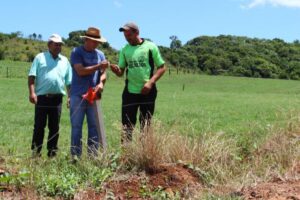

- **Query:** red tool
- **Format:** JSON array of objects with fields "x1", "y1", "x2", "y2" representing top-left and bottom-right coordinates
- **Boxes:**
[{"x1": 82, "y1": 87, "x2": 98, "y2": 104}]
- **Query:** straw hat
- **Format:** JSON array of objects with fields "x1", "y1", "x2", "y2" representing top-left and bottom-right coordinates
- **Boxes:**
[{"x1": 80, "y1": 27, "x2": 107, "y2": 43}]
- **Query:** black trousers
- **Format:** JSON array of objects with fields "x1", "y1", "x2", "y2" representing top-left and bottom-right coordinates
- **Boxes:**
[
  {"x1": 31, "y1": 95, "x2": 62, "y2": 155},
  {"x1": 121, "y1": 86, "x2": 157, "y2": 141}
]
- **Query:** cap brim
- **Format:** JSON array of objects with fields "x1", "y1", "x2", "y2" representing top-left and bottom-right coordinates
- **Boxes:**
[
  {"x1": 48, "y1": 39, "x2": 64, "y2": 44},
  {"x1": 119, "y1": 27, "x2": 130, "y2": 32},
  {"x1": 80, "y1": 35, "x2": 107, "y2": 43}
]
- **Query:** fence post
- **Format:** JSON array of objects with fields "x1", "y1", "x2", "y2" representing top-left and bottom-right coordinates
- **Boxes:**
[{"x1": 6, "y1": 67, "x2": 8, "y2": 78}]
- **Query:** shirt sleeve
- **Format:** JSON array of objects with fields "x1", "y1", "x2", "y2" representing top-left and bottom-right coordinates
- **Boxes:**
[
  {"x1": 118, "y1": 48, "x2": 127, "y2": 69},
  {"x1": 101, "y1": 52, "x2": 106, "y2": 61},
  {"x1": 70, "y1": 47, "x2": 82, "y2": 66},
  {"x1": 152, "y1": 45, "x2": 165, "y2": 68},
  {"x1": 28, "y1": 55, "x2": 39, "y2": 76}
]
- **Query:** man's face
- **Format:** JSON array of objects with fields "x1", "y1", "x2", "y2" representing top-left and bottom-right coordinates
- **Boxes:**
[
  {"x1": 86, "y1": 38, "x2": 100, "y2": 50},
  {"x1": 123, "y1": 29, "x2": 138, "y2": 45},
  {"x1": 48, "y1": 42, "x2": 62, "y2": 57}
]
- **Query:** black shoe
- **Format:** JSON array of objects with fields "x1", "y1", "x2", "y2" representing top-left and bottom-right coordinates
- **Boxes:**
[{"x1": 47, "y1": 150, "x2": 57, "y2": 158}]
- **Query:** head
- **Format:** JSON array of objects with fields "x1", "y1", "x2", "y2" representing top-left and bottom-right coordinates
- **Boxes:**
[
  {"x1": 47, "y1": 34, "x2": 64, "y2": 58},
  {"x1": 80, "y1": 27, "x2": 107, "y2": 51},
  {"x1": 119, "y1": 22, "x2": 141, "y2": 45}
]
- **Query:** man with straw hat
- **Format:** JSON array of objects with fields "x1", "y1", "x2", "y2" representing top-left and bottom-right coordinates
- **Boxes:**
[{"x1": 69, "y1": 27, "x2": 109, "y2": 160}]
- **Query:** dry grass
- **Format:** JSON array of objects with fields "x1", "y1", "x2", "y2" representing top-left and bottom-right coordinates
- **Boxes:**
[
  {"x1": 120, "y1": 116, "x2": 300, "y2": 190},
  {"x1": 121, "y1": 122, "x2": 240, "y2": 184},
  {"x1": 245, "y1": 127, "x2": 300, "y2": 183}
]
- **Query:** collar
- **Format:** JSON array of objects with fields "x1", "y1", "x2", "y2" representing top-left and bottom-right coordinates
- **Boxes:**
[{"x1": 47, "y1": 51, "x2": 62, "y2": 60}]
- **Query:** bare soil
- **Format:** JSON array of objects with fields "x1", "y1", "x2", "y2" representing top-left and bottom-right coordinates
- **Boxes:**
[
  {"x1": 75, "y1": 163, "x2": 203, "y2": 199},
  {"x1": 240, "y1": 163, "x2": 300, "y2": 200}
]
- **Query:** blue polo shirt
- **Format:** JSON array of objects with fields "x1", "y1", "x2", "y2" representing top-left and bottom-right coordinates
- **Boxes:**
[
  {"x1": 28, "y1": 51, "x2": 72, "y2": 96},
  {"x1": 70, "y1": 46, "x2": 106, "y2": 96}
]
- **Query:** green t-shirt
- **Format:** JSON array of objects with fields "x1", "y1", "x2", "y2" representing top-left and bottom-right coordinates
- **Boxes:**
[{"x1": 118, "y1": 40, "x2": 165, "y2": 94}]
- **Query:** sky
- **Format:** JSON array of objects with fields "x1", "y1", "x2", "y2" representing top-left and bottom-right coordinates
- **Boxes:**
[{"x1": 1, "y1": 0, "x2": 300, "y2": 50}]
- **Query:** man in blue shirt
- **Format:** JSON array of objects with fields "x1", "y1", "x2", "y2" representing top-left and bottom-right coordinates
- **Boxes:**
[
  {"x1": 28, "y1": 34, "x2": 72, "y2": 158},
  {"x1": 70, "y1": 27, "x2": 109, "y2": 159}
]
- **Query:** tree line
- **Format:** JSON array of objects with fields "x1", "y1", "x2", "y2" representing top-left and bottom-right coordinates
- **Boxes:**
[
  {"x1": 162, "y1": 35, "x2": 300, "y2": 80},
  {"x1": 1, "y1": 31, "x2": 300, "y2": 80}
]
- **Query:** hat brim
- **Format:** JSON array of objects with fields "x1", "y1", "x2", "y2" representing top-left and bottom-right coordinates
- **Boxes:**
[{"x1": 80, "y1": 35, "x2": 107, "y2": 43}]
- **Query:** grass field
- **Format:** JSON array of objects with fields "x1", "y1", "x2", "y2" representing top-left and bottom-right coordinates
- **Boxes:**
[
  {"x1": 1, "y1": 73, "x2": 300, "y2": 154},
  {"x1": 0, "y1": 70, "x2": 300, "y2": 198},
  {"x1": 0, "y1": 60, "x2": 31, "y2": 78}
]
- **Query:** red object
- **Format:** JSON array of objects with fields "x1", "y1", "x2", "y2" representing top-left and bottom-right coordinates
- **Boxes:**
[{"x1": 82, "y1": 87, "x2": 97, "y2": 104}]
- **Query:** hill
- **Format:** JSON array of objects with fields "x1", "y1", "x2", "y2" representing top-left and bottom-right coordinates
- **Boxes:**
[
  {"x1": 0, "y1": 32, "x2": 118, "y2": 64},
  {"x1": 161, "y1": 35, "x2": 300, "y2": 79},
  {"x1": 1, "y1": 32, "x2": 300, "y2": 80}
]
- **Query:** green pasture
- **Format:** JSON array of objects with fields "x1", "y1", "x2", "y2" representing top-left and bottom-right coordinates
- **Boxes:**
[
  {"x1": 1, "y1": 63, "x2": 300, "y2": 198},
  {"x1": 0, "y1": 69, "x2": 300, "y2": 157}
]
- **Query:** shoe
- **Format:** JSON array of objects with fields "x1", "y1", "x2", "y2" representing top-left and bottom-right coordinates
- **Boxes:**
[
  {"x1": 47, "y1": 150, "x2": 57, "y2": 158},
  {"x1": 70, "y1": 155, "x2": 79, "y2": 164}
]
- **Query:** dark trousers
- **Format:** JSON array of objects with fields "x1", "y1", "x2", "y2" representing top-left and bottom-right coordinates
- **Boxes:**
[
  {"x1": 121, "y1": 86, "x2": 157, "y2": 142},
  {"x1": 31, "y1": 95, "x2": 62, "y2": 156}
]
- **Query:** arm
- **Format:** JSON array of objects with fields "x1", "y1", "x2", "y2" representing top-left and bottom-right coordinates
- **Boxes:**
[
  {"x1": 94, "y1": 70, "x2": 107, "y2": 93},
  {"x1": 73, "y1": 60, "x2": 109, "y2": 76},
  {"x1": 141, "y1": 64, "x2": 166, "y2": 95},
  {"x1": 66, "y1": 85, "x2": 71, "y2": 108},
  {"x1": 28, "y1": 76, "x2": 37, "y2": 104}
]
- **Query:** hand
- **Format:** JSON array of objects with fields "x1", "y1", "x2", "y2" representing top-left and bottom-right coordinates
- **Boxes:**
[
  {"x1": 99, "y1": 60, "x2": 109, "y2": 70},
  {"x1": 67, "y1": 97, "x2": 70, "y2": 108},
  {"x1": 29, "y1": 93, "x2": 37, "y2": 104},
  {"x1": 141, "y1": 81, "x2": 154, "y2": 95},
  {"x1": 110, "y1": 64, "x2": 120, "y2": 74}
]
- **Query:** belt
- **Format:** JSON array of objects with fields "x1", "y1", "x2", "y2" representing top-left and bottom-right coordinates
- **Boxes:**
[{"x1": 40, "y1": 94, "x2": 62, "y2": 98}]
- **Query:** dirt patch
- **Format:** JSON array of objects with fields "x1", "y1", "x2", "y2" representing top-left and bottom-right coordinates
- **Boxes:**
[
  {"x1": 76, "y1": 164, "x2": 203, "y2": 199},
  {"x1": 241, "y1": 180, "x2": 300, "y2": 199},
  {"x1": 147, "y1": 164, "x2": 201, "y2": 195},
  {"x1": 240, "y1": 162, "x2": 300, "y2": 200},
  {"x1": 0, "y1": 186, "x2": 40, "y2": 200}
]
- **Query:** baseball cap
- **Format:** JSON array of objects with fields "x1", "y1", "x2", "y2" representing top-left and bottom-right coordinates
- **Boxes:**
[
  {"x1": 48, "y1": 34, "x2": 64, "y2": 44},
  {"x1": 119, "y1": 22, "x2": 139, "y2": 32}
]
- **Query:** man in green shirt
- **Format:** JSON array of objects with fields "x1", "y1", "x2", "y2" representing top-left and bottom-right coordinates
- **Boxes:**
[{"x1": 110, "y1": 22, "x2": 166, "y2": 142}]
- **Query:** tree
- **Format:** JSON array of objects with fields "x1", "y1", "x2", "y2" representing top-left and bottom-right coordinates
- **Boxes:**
[
  {"x1": 38, "y1": 34, "x2": 42, "y2": 41},
  {"x1": 169, "y1": 35, "x2": 182, "y2": 50},
  {"x1": 65, "y1": 30, "x2": 85, "y2": 47},
  {"x1": 32, "y1": 33, "x2": 37, "y2": 40}
]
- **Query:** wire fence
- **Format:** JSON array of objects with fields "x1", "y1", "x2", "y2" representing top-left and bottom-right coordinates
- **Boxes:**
[
  {"x1": 0, "y1": 61, "x2": 31, "y2": 78},
  {"x1": 0, "y1": 60, "x2": 203, "y2": 79}
]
